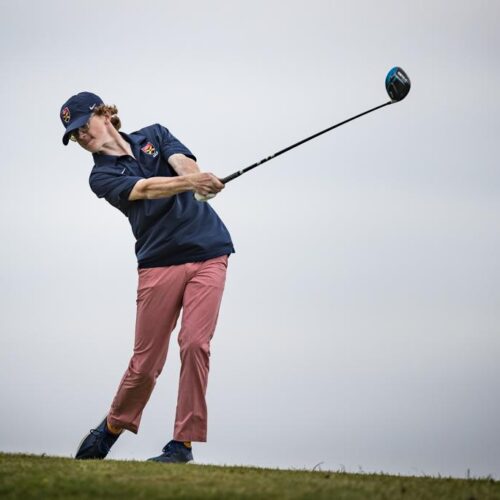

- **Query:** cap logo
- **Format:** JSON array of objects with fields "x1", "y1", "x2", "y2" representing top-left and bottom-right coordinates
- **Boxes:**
[
  {"x1": 61, "y1": 107, "x2": 71, "y2": 123},
  {"x1": 141, "y1": 142, "x2": 158, "y2": 158}
]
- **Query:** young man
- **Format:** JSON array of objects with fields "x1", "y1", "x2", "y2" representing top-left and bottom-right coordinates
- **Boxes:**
[{"x1": 60, "y1": 91, "x2": 234, "y2": 463}]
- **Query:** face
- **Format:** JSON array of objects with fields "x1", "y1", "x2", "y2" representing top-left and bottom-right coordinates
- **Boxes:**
[{"x1": 71, "y1": 114, "x2": 113, "y2": 153}]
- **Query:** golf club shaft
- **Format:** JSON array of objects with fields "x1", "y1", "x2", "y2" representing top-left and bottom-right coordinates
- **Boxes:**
[{"x1": 221, "y1": 100, "x2": 393, "y2": 184}]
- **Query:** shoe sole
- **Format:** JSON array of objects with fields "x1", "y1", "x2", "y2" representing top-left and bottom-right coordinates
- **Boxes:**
[{"x1": 147, "y1": 457, "x2": 194, "y2": 464}]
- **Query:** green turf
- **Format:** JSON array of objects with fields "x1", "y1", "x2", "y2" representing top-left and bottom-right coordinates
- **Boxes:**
[{"x1": 0, "y1": 453, "x2": 498, "y2": 500}]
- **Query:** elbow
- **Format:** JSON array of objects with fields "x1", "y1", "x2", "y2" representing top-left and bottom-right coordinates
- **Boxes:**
[{"x1": 128, "y1": 179, "x2": 149, "y2": 201}]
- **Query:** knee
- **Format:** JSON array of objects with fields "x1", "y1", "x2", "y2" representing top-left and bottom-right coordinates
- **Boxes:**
[
  {"x1": 179, "y1": 339, "x2": 210, "y2": 358},
  {"x1": 128, "y1": 358, "x2": 158, "y2": 386}
]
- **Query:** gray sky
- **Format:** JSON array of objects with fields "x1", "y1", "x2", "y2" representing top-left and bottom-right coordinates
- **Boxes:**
[{"x1": 1, "y1": 0, "x2": 499, "y2": 479}]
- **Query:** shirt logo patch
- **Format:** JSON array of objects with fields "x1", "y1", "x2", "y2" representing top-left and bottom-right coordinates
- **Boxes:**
[
  {"x1": 141, "y1": 142, "x2": 159, "y2": 158},
  {"x1": 61, "y1": 107, "x2": 71, "y2": 123}
]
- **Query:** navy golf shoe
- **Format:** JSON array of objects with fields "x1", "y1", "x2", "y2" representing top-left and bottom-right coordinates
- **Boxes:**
[
  {"x1": 75, "y1": 417, "x2": 121, "y2": 460},
  {"x1": 147, "y1": 440, "x2": 194, "y2": 463}
]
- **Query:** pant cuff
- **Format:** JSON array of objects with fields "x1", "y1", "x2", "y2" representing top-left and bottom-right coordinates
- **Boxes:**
[
  {"x1": 107, "y1": 416, "x2": 138, "y2": 435},
  {"x1": 173, "y1": 433, "x2": 207, "y2": 442}
]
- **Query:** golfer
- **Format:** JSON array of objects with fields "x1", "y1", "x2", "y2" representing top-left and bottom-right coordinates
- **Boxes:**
[{"x1": 60, "y1": 92, "x2": 234, "y2": 463}]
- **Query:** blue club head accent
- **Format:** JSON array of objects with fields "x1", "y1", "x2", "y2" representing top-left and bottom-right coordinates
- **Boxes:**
[{"x1": 385, "y1": 67, "x2": 411, "y2": 102}]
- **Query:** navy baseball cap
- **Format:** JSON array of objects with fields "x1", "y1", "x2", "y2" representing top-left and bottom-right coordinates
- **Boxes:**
[{"x1": 60, "y1": 92, "x2": 104, "y2": 145}]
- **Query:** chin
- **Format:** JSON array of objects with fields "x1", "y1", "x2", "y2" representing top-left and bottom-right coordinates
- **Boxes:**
[{"x1": 81, "y1": 140, "x2": 101, "y2": 154}]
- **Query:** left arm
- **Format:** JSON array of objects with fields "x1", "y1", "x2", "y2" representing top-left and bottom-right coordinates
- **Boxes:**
[
  {"x1": 168, "y1": 153, "x2": 201, "y2": 176},
  {"x1": 168, "y1": 153, "x2": 223, "y2": 199}
]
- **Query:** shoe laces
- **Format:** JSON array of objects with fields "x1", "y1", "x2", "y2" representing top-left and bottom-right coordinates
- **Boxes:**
[
  {"x1": 89, "y1": 427, "x2": 114, "y2": 452},
  {"x1": 162, "y1": 441, "x2": 182, "y2": 455}
]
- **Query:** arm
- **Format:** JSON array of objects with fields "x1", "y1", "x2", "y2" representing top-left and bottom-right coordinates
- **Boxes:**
[
  {"x1": 167, "y1": 153, "x2": 223, "y2": 201},
  {"x1": 128, "y1": 153, "x2": 224, "y2": 201},
  {"x1": 168, "y1": 153, "x2": 200, "y2": 176}
]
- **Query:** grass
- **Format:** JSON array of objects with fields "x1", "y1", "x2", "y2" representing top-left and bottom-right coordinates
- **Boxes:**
[{"x1": 0, "y1": 453, "x2": 498, "y2": 500}]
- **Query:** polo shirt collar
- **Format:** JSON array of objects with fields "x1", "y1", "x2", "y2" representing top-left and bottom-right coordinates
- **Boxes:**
[{"x1": 93, "y1": 131, "x2": 148, "y2": 166}]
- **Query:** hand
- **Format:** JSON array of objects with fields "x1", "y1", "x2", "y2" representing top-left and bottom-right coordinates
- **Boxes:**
[{"x1": 186, "y1": 172, "x2": 224, "y2": 197}]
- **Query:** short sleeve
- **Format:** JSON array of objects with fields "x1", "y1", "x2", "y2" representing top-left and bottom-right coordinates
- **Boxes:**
[
  {"x1": 89, "y1": 169, "x2": 143, "y2": 216},
  {"x1": 157, "y1": 124, "x2": 197, "y2": 162}
]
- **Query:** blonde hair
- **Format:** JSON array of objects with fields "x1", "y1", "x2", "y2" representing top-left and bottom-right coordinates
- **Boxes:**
[{"x1": 93, "y1": 104, "x2": 122, "y2": 130}]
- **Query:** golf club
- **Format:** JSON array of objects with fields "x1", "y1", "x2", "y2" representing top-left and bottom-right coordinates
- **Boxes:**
[{"x1": 195, "y1": 66, "x2": 411, "y2": 201}]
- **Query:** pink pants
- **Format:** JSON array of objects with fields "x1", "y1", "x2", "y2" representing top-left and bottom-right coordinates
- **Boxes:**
[{"x1": 107, "y1": 255, "x2": 228, "y2": 442}]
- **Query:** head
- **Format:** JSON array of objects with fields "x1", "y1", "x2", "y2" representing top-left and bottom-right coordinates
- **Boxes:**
[{"x1": 60, "y1": 92, "x2": 122, "y2": 153}]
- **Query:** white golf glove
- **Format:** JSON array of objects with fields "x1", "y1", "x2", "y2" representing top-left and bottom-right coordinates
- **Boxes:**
[{"x1": 194, "y1": 192, "x2": 217, "y2": 202}]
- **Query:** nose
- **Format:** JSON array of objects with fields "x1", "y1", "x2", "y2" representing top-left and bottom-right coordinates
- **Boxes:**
[
  {"x1": 77, "y1": 129, "x2": 90, "y2": 141},
  {"x1": 75, "y1": 132, "x2": 90, "y2": 146}
]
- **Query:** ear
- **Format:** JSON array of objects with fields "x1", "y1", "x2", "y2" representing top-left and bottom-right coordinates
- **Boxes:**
[{"x1": 103, "y1": 115, "x2": 114, "y2": 129}]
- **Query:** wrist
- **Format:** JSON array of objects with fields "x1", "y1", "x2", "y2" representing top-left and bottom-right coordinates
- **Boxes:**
[{"x1": 182, "y1": 174, "x2": 196, "y2": 192}]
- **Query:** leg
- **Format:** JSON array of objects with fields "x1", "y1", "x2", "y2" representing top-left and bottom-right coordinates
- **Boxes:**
[
  {"x1": 107, "y1": 265, "x2": 187, "y2": 433},
  {"x1": 173, "y1": 255, "x2": 228, "y2": 442}
]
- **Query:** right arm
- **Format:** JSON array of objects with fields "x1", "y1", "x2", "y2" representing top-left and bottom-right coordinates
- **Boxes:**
[{"x1": 128, "y1": 172, "x2": 224, "y2": 200}]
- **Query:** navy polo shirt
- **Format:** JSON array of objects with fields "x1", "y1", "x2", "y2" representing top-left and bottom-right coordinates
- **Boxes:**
[{"x1": 89, "y1": 124, "x2": 234, "y2": 268}]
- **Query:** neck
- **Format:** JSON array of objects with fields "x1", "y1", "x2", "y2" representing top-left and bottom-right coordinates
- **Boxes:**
[{"x1": 98, "y1": 129, "x2": 134, "y2": 157}]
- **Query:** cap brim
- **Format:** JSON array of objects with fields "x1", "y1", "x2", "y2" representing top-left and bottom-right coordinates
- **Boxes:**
[{"x1": 62, "y1": 114, "x2": 92, "y2": 145}]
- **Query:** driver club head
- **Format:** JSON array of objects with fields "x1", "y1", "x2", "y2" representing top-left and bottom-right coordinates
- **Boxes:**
[{"x1": 385, "y1": 67, "x2": 411, "y2": 102}]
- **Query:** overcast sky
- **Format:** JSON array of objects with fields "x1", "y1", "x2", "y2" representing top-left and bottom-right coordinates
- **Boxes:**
[{"x1": 1, "y1": 0, "x2": 499, "y2": 480}]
